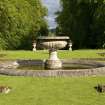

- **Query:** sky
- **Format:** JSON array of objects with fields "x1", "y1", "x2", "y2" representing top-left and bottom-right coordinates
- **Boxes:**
[{"x1": 42, "y1": 0, "x2": 61, "y2": 29}]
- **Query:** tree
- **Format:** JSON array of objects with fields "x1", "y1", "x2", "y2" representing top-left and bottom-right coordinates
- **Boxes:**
[
  {"x1": 0, "y1": 0, "x2": 47, "y2": 50},
  {"x1": 57, "y1": 0, "x2": 105, "y2": 49}
]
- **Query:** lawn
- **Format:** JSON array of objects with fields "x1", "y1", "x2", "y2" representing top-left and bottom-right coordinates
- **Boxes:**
[
  {"x1": 0, "y1": 49, "x2": 105, "y2": 60},
  {"x1": 0, "y1": 76, "x2": 105, "y2": 105},
  {"x1": 0, "y1": 50, "x2": 105, "y2": 105}
]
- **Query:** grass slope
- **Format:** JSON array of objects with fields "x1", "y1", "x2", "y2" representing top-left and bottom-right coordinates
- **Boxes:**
[{"x1": 0, "y1": 76, "x2": 105, "y2": 105}]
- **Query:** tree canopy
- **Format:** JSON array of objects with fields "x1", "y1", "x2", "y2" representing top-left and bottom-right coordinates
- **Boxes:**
[
  {"x1": 57, "y1": 0, "x2": 105, "y2": 49},
  {"x1": 0, "y1": 0, "x2": 47, "y2": 50}
]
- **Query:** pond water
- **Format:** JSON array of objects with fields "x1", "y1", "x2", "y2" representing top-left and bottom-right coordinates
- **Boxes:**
[{"x1": 17, "y1": 64, "x2": 95, "y2": 70}]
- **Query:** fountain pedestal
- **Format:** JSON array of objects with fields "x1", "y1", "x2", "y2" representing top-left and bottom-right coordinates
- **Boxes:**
[{"x1": 45, "y1": 50, "x2": 62, "y2": 69}]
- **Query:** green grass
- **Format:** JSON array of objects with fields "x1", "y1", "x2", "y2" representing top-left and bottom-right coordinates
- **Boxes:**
[
  {"x1": 59, "y1": 49, "x2": 105, "y2": 59},
  {"x1": 0, "y1": 49, "x2": 105, "y2": 60},
  {"x1": 0, "y1": 50, "x2": 49, "y2": 60},
  {"x1": 0, "y1": 76, "x2": 105, "y2": 105},
  {"x1": 0, "y1": 50, "x2": 105, "y2": 105}
]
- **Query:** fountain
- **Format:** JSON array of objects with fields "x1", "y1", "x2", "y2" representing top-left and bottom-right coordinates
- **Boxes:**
[{"x1": 37, "y1": 36, "x2": 69, "y2": 69}]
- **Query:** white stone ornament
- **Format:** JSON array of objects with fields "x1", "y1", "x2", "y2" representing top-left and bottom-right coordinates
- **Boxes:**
[
  {"x1": 69, "y1": 42, "x2": 72, "y2": 51},
  {"x1": 32, "y1": 42, "x2": 36, "y2": 51}
]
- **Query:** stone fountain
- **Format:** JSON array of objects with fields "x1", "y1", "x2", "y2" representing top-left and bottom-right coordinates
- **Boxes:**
[{"x1": 37, "y1": 36, "x2": 69, "y2": 69}]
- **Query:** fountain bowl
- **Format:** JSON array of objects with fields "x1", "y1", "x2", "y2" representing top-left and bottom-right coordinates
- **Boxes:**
[{"x1": 37, "y1": 36, "x2": 69, "y2": 50}]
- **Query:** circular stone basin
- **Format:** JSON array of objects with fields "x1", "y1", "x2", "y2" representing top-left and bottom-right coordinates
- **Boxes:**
[{"x1": 0, "y1": 59, "x2": 105, "y2": 77}]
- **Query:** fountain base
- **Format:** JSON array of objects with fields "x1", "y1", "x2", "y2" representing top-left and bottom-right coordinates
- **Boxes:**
[
  {"x1": 45, "y1": 59, "x2": 62, "y2": 69},
  {"x1": 45, "y1": 50, "x2": 62, "y2": 69}
]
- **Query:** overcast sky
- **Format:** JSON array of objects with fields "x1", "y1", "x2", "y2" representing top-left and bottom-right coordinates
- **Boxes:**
[{"x1": 42, "y1": 0, "x2": 61, "y2": 29}]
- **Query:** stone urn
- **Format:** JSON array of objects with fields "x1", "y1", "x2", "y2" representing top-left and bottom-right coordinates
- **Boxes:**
[{"x1": 37, "y1": 36, "x2": 69, "y2": 69}]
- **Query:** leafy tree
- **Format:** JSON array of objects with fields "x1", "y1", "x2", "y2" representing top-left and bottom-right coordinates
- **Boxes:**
[
  {"x1": 0, "y1": 0, "x2": 47, "y2": 50},
  {"x1": 57, "y1": 0, "x2": 105, "y2": 49}
]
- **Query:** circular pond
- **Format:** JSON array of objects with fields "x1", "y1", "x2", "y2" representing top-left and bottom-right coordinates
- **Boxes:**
[{"x1": 0, "y1": 59, "x2": 105, "y2": 77}]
